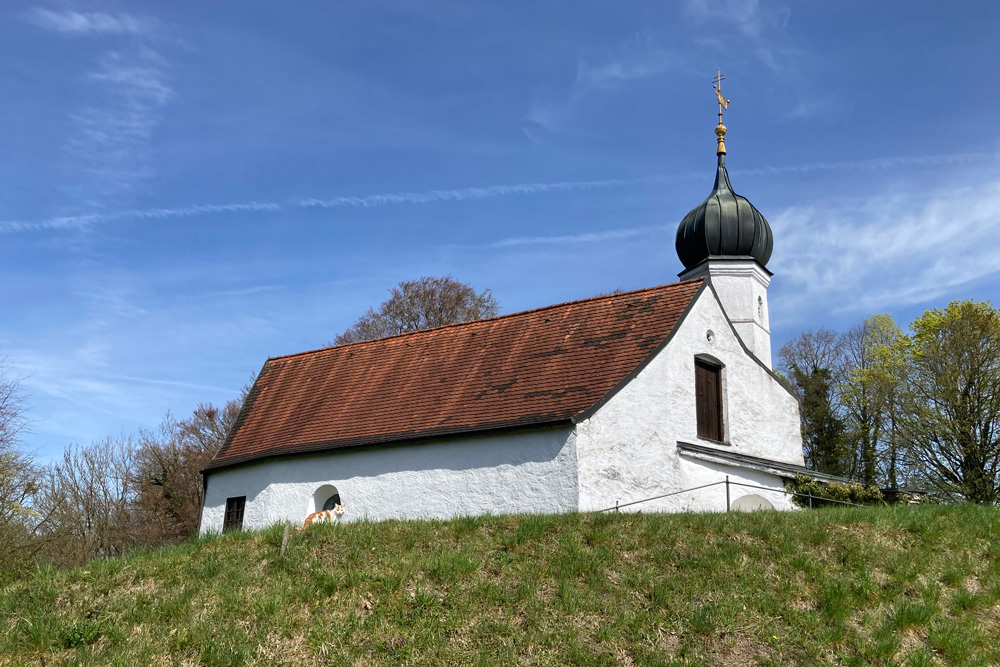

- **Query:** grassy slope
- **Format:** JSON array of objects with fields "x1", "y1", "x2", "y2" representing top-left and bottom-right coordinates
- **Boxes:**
[{"x1": 1, "y1": 506, "x2": 999, "y2": 666}]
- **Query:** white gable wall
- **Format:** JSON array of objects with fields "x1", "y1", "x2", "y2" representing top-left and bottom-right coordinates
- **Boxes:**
[
  {"x1": 201, "y1": 425, "x2": 578, "y2": 533},
  {"x1": 574, "y1": 284, "x2": 802, "y2": 513}
]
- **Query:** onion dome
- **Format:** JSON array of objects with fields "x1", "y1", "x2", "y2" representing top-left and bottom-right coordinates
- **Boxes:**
[{"x1": 674, "y1": 97, "x2": 773, "y2": 271}]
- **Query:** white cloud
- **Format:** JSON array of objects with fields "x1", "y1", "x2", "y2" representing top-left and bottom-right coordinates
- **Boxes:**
[
  {"x1": 25, "y1": 8, "x2": 149, "y2": 36},
  {"x1": 784, "y1": 96, "x2": 844, "y2": 121},
  {"x1": 736, "y1": 152, "x2": 991, "y2": 179},
  {"x1": 683, "y1": 0, "x2": 800, "y2": 73},
  {"x1": 25, "y1": 8, "x2": 170, "y2": 199},
  {"x1": 527, "y1": 30, "x2": 684, "y2": 136},
  {"x1": 62, "y1": 46, "x2": 173, "y2": 196},
  {"x1": 576, "y1": 30, "x2": 680, "y2": 86},
  {"x1": 683, "y1": 0, "x2": 789, "y2": 38},
  {"x1": 88, "y1": 48, "x2": 172, "y2": 104},
  {"x1": 771, "y1": 174, "x2": 1000, "y2": 314}
]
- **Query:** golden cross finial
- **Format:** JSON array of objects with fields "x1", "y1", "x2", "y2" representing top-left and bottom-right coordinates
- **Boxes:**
[
  {"x1": 713, "y1": 69, "x2": 730, "y2": 116},
  {"x1": 712, "y1": 69, "x2": 730, "y2": 155}
]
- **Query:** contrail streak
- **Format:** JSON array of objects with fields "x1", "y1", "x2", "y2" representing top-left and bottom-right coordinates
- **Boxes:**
[
  {"x1": 0, "y1": 201, "x2": 280, "y2": 233},
  {"x1": 0, "y1": 152, "x2": 992, "y2": 234},
  {"x1": 292, "y1": 177, "x2": 639, "y2": 209}
]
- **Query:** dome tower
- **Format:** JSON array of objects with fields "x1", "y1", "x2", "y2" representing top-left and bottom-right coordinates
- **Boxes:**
[{"x1": 676, "y1": 72, "x2": 774, "y2": 367}]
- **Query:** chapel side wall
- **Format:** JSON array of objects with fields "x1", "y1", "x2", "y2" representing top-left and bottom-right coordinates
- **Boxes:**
[
  {"x1": 200, "y1": 426, "x2": 578, "y2": 533},
  {"x1": 574, "y1": 288, "x2": 803, "y2": 512}
]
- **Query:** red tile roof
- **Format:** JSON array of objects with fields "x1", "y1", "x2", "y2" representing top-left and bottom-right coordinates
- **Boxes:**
[{"x1": 205, "y1": 279, "x2": 704, "y2": 471}]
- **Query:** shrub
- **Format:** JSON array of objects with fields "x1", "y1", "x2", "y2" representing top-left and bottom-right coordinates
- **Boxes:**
[{"x1": 786, "y1": 474, "x2": 884, "y2": 507}]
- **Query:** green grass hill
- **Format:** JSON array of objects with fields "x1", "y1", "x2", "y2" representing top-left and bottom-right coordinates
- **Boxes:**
[{"x1": 2, "y1": 506, "x2": 999, "y2": 665}]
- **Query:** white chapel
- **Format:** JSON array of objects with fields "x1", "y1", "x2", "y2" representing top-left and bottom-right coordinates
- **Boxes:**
[{"x1": 199, "y1": 92, "x2": 830, "y2": 533}]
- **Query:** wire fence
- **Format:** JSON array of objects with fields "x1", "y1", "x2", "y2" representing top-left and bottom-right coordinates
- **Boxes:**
[{"x1": 597, "y1": 475, "x2": 866, "y2": 513}]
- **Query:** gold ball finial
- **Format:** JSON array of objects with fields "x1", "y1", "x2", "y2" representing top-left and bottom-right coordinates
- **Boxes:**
[{"x1": 715, "y1": 121, "x2": 727, "y2": 155}]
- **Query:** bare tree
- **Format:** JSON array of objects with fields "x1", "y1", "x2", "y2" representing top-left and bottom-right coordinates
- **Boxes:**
[
  {"x1": 0, "y1": 359, "x2": 36, "y2": 582},
  {"x1": 0, "y1": 358, "x2": 28, "y2": 454},
  {"x1": 777, "y1": 328, "x2": 846, "y2": 388},
  {"x1": 130, "y1": 375, "x2": 252, "y2": 546},
  {"x1": 334, "y1": 276, "x2": 500, "y2": 345},
  {"x1": 33, "y1": 436, "x2": 139, "y2": 566},
  {"x1": 131, "y1": 399, "x2": 243, "y2": 545}
]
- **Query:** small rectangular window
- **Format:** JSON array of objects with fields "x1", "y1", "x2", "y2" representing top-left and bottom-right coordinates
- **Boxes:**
[
  {"x1": 695, "y1": 359, "x2": 723, "y2": 441},
  {"x1": 223, "y1": 496, "x2": 246, "y2": 532}
]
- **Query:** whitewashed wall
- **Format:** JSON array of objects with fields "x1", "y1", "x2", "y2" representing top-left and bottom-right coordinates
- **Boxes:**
[
  {"x1": 575, "y1": 286, "x2": 803, "y2": 512},
  {"x1": 201, "y1": 426, "x2": 578, "y2": 533}
]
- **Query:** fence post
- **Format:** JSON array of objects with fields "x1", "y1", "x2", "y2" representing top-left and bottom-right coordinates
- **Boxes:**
[
  {"x1": 808, "y1": 493, "x2": 813, "y2": 510},
  {"x1": 280, "y1": 520, "x2": 291, "y2": 557},
  {"x1": 615, "y1": 500, "x2": 619, "y2": 513},
  {"x1": 725, "y1": 476, "x2": 731, "y2": 512}
]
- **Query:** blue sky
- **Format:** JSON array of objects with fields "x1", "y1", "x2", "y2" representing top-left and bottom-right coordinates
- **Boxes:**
[{"x1": 2, "y1": 1, "x2": 999, "y2": 461}]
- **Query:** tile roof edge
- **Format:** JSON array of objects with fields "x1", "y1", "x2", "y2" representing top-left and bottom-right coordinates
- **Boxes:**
[{"x1": 267, "y1": 278, "x2": 705, "y2": 362}]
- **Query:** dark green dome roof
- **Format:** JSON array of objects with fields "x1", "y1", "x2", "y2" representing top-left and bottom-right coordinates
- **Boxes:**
[{"x1": 675, "y1": 154, "x2": 773, "y2": 271}]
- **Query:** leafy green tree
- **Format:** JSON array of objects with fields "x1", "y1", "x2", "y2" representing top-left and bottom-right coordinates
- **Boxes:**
[
  {"x1": 840, "y1": 314, "x2": 907, "y2": 486},
  {"x1": 903, "y1": 300, "x2": 1000, "y2": 504},
  {"x1": 866, "y1": 315, "x2": 910, "y2": 488}
]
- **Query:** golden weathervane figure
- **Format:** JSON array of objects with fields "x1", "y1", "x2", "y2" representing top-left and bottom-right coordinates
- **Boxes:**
[{"x1": 712, "y1": 69, "x2": 730, "y2": 155}]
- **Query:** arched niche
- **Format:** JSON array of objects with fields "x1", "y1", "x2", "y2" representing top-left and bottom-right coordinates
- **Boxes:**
[{"x1": 312, "y1": 484, "x2": 341, "y2": 513}]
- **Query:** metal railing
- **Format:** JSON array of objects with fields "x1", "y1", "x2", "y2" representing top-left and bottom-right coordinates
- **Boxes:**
[{"x1": 597, "y1": 475, "x2": 866, "y2": 513}]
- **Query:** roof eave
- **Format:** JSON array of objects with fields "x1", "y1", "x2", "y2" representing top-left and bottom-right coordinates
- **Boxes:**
[{"x1": 677, "y1": 441, "x2": 854, "y2": 484}]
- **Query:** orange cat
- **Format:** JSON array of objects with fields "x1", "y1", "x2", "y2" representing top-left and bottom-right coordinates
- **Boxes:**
[{"x1": 302, "y1": 503, "x2": 345, "y2": 529}]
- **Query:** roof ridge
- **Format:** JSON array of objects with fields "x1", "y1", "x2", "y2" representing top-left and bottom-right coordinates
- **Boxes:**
[{"x1": 268, "y1": 278, "x2": 703, "y2": 362}]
